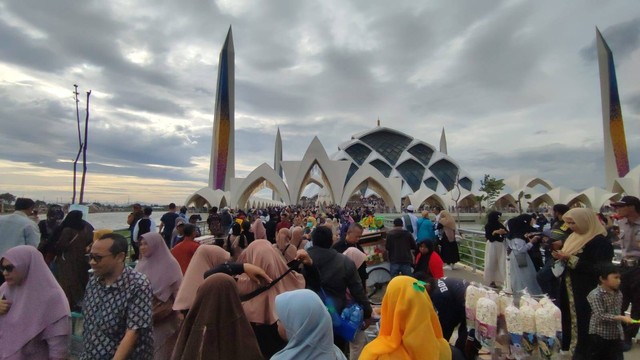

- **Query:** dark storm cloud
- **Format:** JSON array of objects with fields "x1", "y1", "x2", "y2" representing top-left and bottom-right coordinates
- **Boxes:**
[
  {"x1": 580, "y1": 18, "x2": 640, "y2": 63},
  {"x1": 1, "y1": 0, "x2": 639, "y2": 199}
]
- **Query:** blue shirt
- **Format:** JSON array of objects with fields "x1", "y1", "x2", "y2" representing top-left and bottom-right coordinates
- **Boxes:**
[{"x1": 0, "y1": 211, "x2": 40, "y2": 256}]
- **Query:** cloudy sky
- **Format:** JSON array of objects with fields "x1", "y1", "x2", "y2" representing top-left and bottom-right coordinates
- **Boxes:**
[{"x1": 1, "y1": 0, "x2": 639, "y2": 205}]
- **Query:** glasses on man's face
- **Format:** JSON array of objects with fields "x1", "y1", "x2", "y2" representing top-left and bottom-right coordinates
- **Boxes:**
[
  {"x1": 85, "y1": 253, "x2": 114, "y2": 263},
  {"x1": 0, "y1": 264, "x2": 15, "y2": 273}
]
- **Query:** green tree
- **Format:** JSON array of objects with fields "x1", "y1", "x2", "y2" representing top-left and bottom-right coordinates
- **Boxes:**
[
  {"x1": 0, "y1": 193, "x2": 16, "y2": 204},
  {"x1": 516, "y1": 191, "x2": 532, "y2": 214},
  {"x1": 478, "y1": 174, "x2": 505, "y2": 209}
]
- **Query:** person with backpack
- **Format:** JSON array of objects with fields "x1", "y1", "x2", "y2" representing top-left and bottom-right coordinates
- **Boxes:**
[{"x1": 401, "y1": 205, "x2": 419, "y2": 240}]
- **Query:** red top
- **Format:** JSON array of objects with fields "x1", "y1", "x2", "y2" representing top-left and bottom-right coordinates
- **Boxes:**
[
  {"x1": 171, "y1": 239, "x2": 200, "y2": 274},
  {"x1": 415, "y1": 251, "x2": 445, "y2": 279}
]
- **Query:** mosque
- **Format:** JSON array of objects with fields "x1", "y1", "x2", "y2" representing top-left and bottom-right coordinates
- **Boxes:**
[{"x1": 185, "y1": 27, "x2": 640, "y2": 212}]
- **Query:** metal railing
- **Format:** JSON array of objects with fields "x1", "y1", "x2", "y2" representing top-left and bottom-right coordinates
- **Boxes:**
[{"x1": 458, "y1": 229, "x2": 486, "y2": 272}]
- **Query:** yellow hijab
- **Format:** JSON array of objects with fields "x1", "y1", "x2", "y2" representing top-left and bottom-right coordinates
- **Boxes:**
[
  {"x1": 561, "y1": 208, "x2": 607, "y2": 256},
  {"x1": 360, "y1": 276, "x2": 451, "y2": 360}
]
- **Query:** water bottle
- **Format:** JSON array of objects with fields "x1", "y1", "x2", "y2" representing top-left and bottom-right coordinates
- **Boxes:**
[{"x1": 350, "y1": 304, "x2": 363, "y2": 324}]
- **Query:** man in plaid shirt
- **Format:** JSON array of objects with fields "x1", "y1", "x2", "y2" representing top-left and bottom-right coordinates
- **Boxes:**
[{"x1": 586, "y1": 264, "x2": 634, "y2": 360}]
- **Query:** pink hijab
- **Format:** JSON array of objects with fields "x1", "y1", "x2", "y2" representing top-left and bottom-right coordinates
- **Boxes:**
[
  {"x1": 252, "y1": 219, "x2": 267, "y2": 240},
  {"x1": 135, "y1": 232, "x2": 183, "y2": 302},
  {"x1": 173, "y1": 245, "x2": 230, "y2": 311},
  {"x1": 0, "y1": 246, "x2": 71, "y2": 358},
  {"x1": 343, "y1": 247, "x2": 368, "y2": 268},
  {"x1": 290, "y1": 226, "x2": 308, "y2": 250},
  {"x1": 237, "y1": 240, "x2": 305, "y2": 324},
  {"x1": 274, "y1": 227, "x2": 297, "y2": 262}
]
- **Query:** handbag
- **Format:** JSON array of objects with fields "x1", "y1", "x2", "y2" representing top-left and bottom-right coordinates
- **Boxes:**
[{"x1": 514, "y1": 252, "x2": 528, "y2": 268}]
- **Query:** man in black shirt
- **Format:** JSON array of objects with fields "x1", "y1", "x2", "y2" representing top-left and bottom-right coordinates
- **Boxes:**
[
  {"x1": 386, "y1": 218, "x2": 417, "y2": 276},
  {"x1": 332, "y1": 223, "x2": 368, "y2": 290},
  {"x1": 418, "y1": 274, "x2": 470, "y2": 353},
  {"x1": 159, "y1": 203, "x2": 180, "y2": 248}
]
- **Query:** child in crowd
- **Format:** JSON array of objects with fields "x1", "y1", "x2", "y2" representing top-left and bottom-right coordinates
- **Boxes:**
[{"x1": 586, "y1": 263, "x2": 634, "y2": 360}]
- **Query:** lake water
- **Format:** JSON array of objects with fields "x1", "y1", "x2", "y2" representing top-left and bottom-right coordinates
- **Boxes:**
[{"x1": 84, "y1": 212, "x2": 208, "y2": 230}]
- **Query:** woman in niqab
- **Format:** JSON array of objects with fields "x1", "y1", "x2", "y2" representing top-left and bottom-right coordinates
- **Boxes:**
[
  {"x1": 484, "y1": 211, "x2": 507, "y2": 287},
  {"x1": 51, "y1": 210, "x2": 93, "y2": 310}
]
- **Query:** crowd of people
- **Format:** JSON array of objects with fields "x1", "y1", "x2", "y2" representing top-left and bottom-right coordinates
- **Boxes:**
[
  {"x1": 482, "y1": 197, "x2": 640, "y2": 359},
  {"x1": 0, "y1": 199, "x2": 460, "y2": 359},
  {"x1": 0, "y1": 195, "x2": 638, "y2": 359}
]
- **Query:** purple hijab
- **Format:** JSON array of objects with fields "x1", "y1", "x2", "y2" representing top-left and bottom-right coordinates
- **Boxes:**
[
  {"x1": 0, "y1": 246, "x2": 70, "y2": 358},
  {"x1": 135, "y1": 232, "x2": 182, "y2": 302}
]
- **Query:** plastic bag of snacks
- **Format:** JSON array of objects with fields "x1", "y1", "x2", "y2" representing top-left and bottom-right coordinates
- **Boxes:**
[
  {"x1": 465, "y1": 284, "x2": 486, "y2": 330},
  {"x1": 520, "y1": 300, "x2": 538, "y2": 356},
  {"x1": 475, "y1": 297, "x2": 498, "y2": 348},
  {"x1": 505, "y1": 304, "x2": 527, "y2": 359},
  {"x1": 535, "y1": 297, "x2": 562, "y2": 359}
]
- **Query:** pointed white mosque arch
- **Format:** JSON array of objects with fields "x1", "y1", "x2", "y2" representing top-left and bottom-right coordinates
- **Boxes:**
[
  {"x1": 281, "y1": 137, "x2": 351, "y2": 204},
  {"x1": 504, "y1": 175, "x2": 554, "y2": 192},
  {"x1": 340, "y1": 163, "x2": 402, "y2": 210},
  {"x1": 185, "y1": 188, "x2": 229, "y2": 209},
  {"x1": 408, "y1": 186, "x2": 446, "y2": 210},
  {"x1": 230, "y1": 163, "x2": 291, "y2": 208}
]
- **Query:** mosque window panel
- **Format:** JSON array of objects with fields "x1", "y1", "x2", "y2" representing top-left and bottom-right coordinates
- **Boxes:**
[
  {"x1": 359, "y1": 130, "x2": 412, "y2": 165},
  {"x1": 344, "y1": 143, "x2": 372, "y2": 166},
  {"x1": 345, "y1": 163, "x2": 359, "y2": 186},
  {"x1": 423, "y1": 177, "x2": 439, "y2": 191},
  {"x1": 407, "y1": 143, "x2": 434, "y2": 166},
  {"x1": 396, "y1": 159, "x2": 425, "y2": 192},
  {"x1": 369, "y1": 159, "x2": 393, "y2": 177},
  {"x1": 429, "y1": 159, "x2": 459, "y2": 191},
  {"x1": 459, "y1": 177, "x2": 472, "y2": 191}
]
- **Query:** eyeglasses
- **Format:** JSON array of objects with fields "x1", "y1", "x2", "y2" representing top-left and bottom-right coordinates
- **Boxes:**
[
  {"x1": 0, "y1": 264, "x2": 15, "y2": 273},
  {"x1": 85, "y1": 253, "x2": 114, "y2": 263}
]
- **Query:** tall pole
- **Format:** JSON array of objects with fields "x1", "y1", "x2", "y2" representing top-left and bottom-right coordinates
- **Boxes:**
[
  {"x1": 79, "y1": 90, "x2": 91, "y2": 204},
  {"x1": 72, "y1": 85, "x2": 82, "y2": 204}
]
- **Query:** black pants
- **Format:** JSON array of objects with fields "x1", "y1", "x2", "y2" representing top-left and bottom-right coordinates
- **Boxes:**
[
  {"x1": 621, "y1": 265, "x2": 640, "y2": 343},
  {"x1": 586, "y1": 334, "x2": 622, "y2": 360}
]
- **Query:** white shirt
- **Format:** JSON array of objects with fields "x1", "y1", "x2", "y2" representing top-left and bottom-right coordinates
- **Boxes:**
[{"x1": 132, "y1": 217, "x2": 157, "y2": 243}]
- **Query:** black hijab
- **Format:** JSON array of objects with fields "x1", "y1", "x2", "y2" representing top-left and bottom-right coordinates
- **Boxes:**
[{"x1": 507, "y1": 214, "x2": 533, "y2": 239}]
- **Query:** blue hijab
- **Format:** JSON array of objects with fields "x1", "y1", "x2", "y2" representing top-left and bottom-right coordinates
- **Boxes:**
[{"x1": 272, "y1": 289, "x2": 347, "y2": 360}]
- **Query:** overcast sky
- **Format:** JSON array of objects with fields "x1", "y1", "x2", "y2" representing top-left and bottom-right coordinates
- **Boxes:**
[{"x1": 0, "y1": 0, "x2": 639, "y2": 204}]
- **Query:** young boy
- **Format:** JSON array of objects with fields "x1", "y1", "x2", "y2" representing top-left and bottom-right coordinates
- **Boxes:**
[{"x1": 586, "y1": 263, "x2": 634, "y2": 360}]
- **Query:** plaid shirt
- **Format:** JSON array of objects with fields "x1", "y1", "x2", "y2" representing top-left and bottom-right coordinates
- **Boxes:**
[{"x1": 587, "y1": 285, "x2": 624, "y2": 340}]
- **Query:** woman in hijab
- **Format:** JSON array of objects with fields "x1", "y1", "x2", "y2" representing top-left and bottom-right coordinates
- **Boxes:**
[
  {"x1": 484, "y1": 211, "x2": 507, "y2": 287},
  {"x1": 136, "y1": 233, "x2": 183, "y2": 360},
  {"x1": 37, "y1": 205, "x2": 64, "y2": 265},
  {"x1": 51, "y1": 210, "x2": 93, "y2": 310},
  {"x1": 343, "y1": 248, "x2": 368, "y2": 360},
  {"x1": 273, "y1": 228, "x2": 297, "y2": 263},
  {"x1": 437, "y1": 210, "x2": 460, "y2": 269},
  {"x1": 272, "y1": 289, "x2": 347, "y2": 360},
  {"x1": 170, "y1": 273, "x2": 264, "y2": 360},
  {"x1": 553, "y1": 208, "x2": 613, "y2": 358},
  {"x1": 414, "y1": 239, "x2": 444, "y2": 280},
  {"x1": 252, "y1": 219, "x2": 267, "y2": 240},
  {"x1": 290, "y1": 226, "x2": 308, "y2": 250},
  {"x1": 0, "y1": 246, "x2": 71, "y2": 359},
  {"x1": 506, "y1": 214, "x2": 543, "y2": 295},
  {"x1": 173, "y1": 245, "x2": 230, "y2": 313},
  {"x1": 228, "y1": 222, "x2": 250, "y2": 260},
  {"x1": 206, "y1": 240, "x2": 306, "y2": 358},
  {"x1": 360, "y1": 275, "x2": 451, "y2": 360}
]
